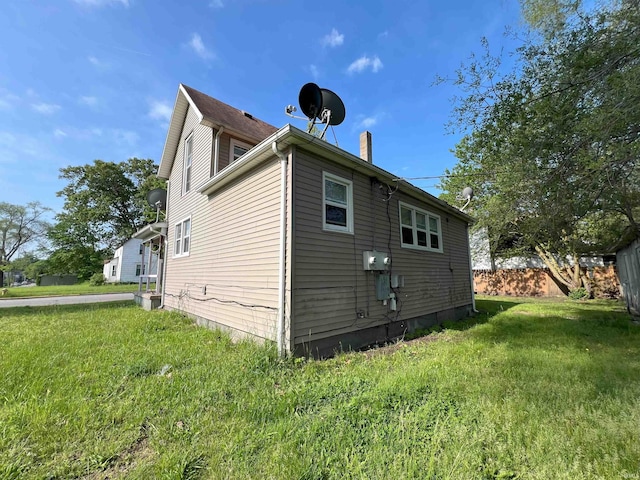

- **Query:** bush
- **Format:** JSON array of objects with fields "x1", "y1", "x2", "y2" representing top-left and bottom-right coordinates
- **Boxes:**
[
  {"x1": 569, "y1": 287, "x2": 589, "y2": 300},
  {"x1": 89, "y1": 273, "x2": 106, "y2": 286}
]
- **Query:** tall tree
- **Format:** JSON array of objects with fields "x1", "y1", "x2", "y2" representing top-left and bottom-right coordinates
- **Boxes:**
[
  {"x1": 439, "y1": 0, "x2": 640, "y2": 294},
  {"x1": 49, "y1": 158, "x2": 163, "y2": 279},
  {"x1": 0, "y1": 202, "x2": 51, "y2": 287}
]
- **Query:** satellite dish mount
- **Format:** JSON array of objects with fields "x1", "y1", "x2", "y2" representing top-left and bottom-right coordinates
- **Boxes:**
[
  {"x1": 286, "y1": 83, "x2": 346, "y2": 141},
  {"x1": 146, "y1": 188, "x2": 167, "y2": 222}
]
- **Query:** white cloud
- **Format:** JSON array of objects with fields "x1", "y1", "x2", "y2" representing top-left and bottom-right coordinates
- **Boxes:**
[
  {"x1": 113, "y1": 129, "x2": 139, "y2": 146},
  {"x1": 309, "y1": 64, "x2": 319, "y2": 80},
  {"x1": 360, "y1": 117, "x2": 378, "y2": 128},
  {"x1": 347, "y1": 55, "x2": 383, "y2": 74},
  {"x1": 321, "y1": 28, "x2": 344, "y2": 48},
  {"x1": 54, "y1": 129, "x2": 68, "y2": 138},
  {"x1": 188, "y1": 33, "x2": 214, "y2": 60},
  {"x1": 72, "y1": 0, "x2": 129, "y2": 7},
  {"x1": 87, "y1": 56, "x2": 109, "y2": 69},
  {"x1": 354, "y1": 113, "x2": 384, "y2": 131},
  {"x1": 209, "y1": 0, "x2": 224, "y2": 7},
  {"x1": 31, "y1": 103, "x2": 61, "y2": 115},
  {"x1": 148, "y1": 100, "x2": 173, "y2": 123},
  {"x1": 0, "y1": 92, "x2": 20, "y2": 110},
  {"x1": 79, "y1": 96, "x2": 98, "y2": 107},
  {"x1": 378, "y1": 30, "x2": 389, "y2": 40}
]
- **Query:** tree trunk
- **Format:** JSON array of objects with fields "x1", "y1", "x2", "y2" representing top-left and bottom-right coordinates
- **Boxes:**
[
  {"x1": 0, "y1": 269, "x2": 4, "y2": 288},
  {"x1": 534, "y1": 244, "x2": 593, "y2": 294}
]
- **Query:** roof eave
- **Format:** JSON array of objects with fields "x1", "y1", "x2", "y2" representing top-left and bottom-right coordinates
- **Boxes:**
[
  {"x1": 198, "y1": 125, "x2": 472, "y2": 223},
  {"x1": 157, "y1": 84, "x2": 204, "y2": 180}
]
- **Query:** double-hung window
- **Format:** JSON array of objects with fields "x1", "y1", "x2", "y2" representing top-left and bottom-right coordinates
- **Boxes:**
[
  {"x1": 135, "y1": 264, "x2": 145, "y2": 276},
  {"x1": 183, "y1": 133, "x2": 193, "y2": 194},
  {"x1": 230, "y1": 138, "x2": 252, "y2": 164},
  {"x1": 322, "y1": 172, "x2": 353, "y2": 234},
  {"x1": 399, "y1": 202, "x2": 442, "y2": 252},
  {"x1": 174, "y1": 217, "x2": 191, "y2": 257}
]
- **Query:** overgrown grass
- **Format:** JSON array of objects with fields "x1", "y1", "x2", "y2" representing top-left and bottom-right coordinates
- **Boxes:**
[
  {"x1": 0, "y1": 282, "x2": 139, "y2": 299},
  {"x1": 1, "y1": 297, "x2": 639, "y2": 479}
]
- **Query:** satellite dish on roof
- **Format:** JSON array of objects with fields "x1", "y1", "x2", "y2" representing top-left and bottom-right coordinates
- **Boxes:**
[
  {"x1": 147, "y1": 187, "x2": 167, "y2": 209},
  {"x1": 298, "y1": 83, "x2": 323, "y2": 121},
  {"x1": 320, "y1": 88, "x2": 345, "y2": 126}
]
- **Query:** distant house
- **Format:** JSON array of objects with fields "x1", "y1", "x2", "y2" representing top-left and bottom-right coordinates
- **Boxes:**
[
  {"x1": 616, "y1": 236, "x2": 640, "y2": 315},
  {"x1": 156, "y1": 84, "x2": 474, "y2": 357},
  {"x1": 470, "y1": 226, "x2": 619, "y2": 298},
  {"x1": 103, "y1": 238, "x2": 157, "y2": 283}
]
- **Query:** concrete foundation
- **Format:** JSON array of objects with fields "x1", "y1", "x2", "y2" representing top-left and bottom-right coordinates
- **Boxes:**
[
  {"x1": 295, "y1": 304, "x2": 474, "y2": 358},
  {"x1": 134, "y1": 292, "x2": 162, "y2": 311}
]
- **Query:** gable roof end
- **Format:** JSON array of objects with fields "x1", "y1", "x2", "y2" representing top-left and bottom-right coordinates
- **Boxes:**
[{"x1": 157, "y1": 84, "x2": 277, "y2": 179}]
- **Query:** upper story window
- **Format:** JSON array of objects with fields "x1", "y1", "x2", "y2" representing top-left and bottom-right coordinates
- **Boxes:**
[
  {"x1": 322, "y1": 172, "x2": 353, "y2": 234},
  {"x1": 139, "y1": 244, "x2": 144, "y2": 255},
  {"x1": 399, "y1": 202, "x2": 442, "y2": 252},
  {"x1": 230, "y1": 138, "x2": 252, "y2": 164},
  {"x1": 174, "y1": 217, "x2": 191, "y2": 257},
  {"x1": 183, "y1": 133, "x2": 193, "y2": 194},
  {"x1": 111, "y1": 265, "x2": 117, "y2": 276}
]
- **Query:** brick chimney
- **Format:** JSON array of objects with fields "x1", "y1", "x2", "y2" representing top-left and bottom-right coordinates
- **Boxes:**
[{"x1": 359, "y1": 131, "x2": 372, "y2": 163}]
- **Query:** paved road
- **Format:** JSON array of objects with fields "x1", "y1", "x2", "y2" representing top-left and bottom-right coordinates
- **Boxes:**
[{"x1": 0, "y1": 293, "x2": 135, "y2": 309}]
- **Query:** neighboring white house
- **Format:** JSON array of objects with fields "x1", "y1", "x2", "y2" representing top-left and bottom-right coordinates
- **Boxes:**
[
  {"x1": 470, "y1": 226, "x2": 610, "y2": 270},
  {"x1": 103, "y1": 238, "x2": 157, "y2": 283}
]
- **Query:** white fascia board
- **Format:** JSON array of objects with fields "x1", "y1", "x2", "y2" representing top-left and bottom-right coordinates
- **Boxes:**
[
  {"x1": 157, "y1": 85, "x2": 205, "y2": 180},
  {"x1": 197, "y1": 124, "x2": 473, "y2": 223}
]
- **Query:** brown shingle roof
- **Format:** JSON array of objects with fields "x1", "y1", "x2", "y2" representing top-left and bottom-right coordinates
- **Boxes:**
[{"x1": 182, "y1": 84, "x2": 277, "y2": 142}]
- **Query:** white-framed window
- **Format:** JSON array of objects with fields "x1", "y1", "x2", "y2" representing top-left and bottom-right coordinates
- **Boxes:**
[
  {"x1": 139, "y1": 244, "x2": 144, "y2": 255},
  {"x1": 135, "y1": 264, "x2": 145, "y2": 276},
  {"x1": 399, "y1": 202, "x2": 443, "y2": 252},
  {"x1": 183, "y1": 133, "x2": 193, "y2": 194},
  {"x1": 111, "y1": 265, "x2": 117, "y2": 276},
  {"x1": 322, "y1": 172, "x2": 353, "y2": 234},
  {"x1": 230, "y1": 138, "x2": 252, "y2": 164},
  {"x1": 174, "y1": 217, "x2": 191, "y2": 257}
]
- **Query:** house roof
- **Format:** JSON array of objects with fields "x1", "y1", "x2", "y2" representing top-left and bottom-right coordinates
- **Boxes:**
[
  {"x1": 159, "y1": 84, "x2": 472, "y2": 224},
  {"x1": 198, "y1": 124, "x2": 474, "y2": 224},
  {"x1": 158, "y1": 84, "x2": 277, "y2": 179}
]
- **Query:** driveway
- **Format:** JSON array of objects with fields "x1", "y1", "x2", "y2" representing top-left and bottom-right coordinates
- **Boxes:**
[{"x1": 0, "y1": 293, "x2": 135, "y2": 309}]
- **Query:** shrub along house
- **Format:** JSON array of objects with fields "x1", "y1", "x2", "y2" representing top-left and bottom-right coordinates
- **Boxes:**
[{"x1": 157, "y1": 84, "x2": 474, "y2": 357}]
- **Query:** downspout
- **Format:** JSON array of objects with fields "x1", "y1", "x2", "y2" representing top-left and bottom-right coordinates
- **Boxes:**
[
  {"x1": 213, "y1": 127, "x2": 224, "y2": 176},
  {"x1": 466, "y1": 223, "x2": 479, "y2": 313},
  {"x1": 160, "y1": 179, "x2": 171, "y2": 309},
  {"x1": 272, "y1": 141, "x2": 288, "y2": 357}
]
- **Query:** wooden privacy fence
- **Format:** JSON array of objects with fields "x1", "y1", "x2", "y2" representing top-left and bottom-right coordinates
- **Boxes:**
[{"x1": 473, "y1": 266, "x2": 620, "y2": 298}]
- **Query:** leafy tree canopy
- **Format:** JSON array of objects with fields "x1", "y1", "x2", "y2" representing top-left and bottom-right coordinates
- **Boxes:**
[
  {"x1": 0, "y1": 202, "x2": 51, "y2": 286},
  {"x1": 49, "y1": 158, "x2": 164, "y2": 279},
  {"x1": 438, "y1": 0, "x2": 639, "y2": 294}
]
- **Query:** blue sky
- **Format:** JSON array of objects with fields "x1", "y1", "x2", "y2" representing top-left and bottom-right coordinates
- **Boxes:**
[{"x1": 0, "y1": 0, "x2": 523, "y2": 215}]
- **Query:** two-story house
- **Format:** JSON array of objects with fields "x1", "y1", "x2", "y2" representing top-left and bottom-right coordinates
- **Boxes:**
[
  {"x1": 157, "y1": 84, "x2": 474, "y2": 357},
  {"x1": 103, "y1": 238, "x2": 157, "y2": 284}
]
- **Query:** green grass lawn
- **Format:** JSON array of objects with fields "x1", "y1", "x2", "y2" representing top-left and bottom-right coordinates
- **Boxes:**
[
  {"x1": 1, "y1": 296, "x2": 639, "y2": 479},
  {"x1": 0, "y1": 282, "x2": 140, "y2": 299}
]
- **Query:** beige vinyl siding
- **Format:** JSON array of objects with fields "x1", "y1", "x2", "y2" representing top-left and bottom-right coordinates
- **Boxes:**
[
  {"x1": 164, "y1": 106, "x2": 283, "y2": 340},
  {"x1": 292, "y1": 149, "x2": 472, "y2": 345}
]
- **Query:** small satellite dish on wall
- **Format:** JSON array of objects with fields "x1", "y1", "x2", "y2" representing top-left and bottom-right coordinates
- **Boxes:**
[
  {"x1": 147, "y1": 188, "x2": 167, "y2": 210},
  {"x1": 298, "y1": 83, "x2": 323, "y2": 121},
  {"x1": 460, "y1": 186, "x2": 474, "y2": 212}
]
